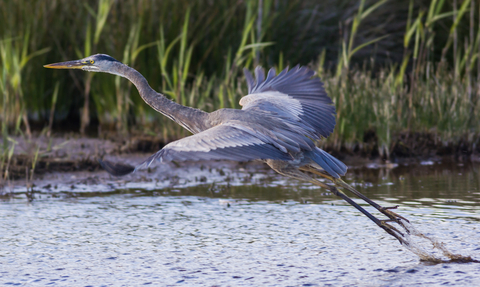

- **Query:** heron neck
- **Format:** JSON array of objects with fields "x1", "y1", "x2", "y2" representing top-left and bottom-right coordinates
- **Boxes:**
[{"x1": 116, "y1": 63, "x2": 208, "y2": 134}]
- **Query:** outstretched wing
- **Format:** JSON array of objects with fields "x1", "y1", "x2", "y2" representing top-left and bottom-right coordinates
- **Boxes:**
[
  {"x1": 100, "y1": 123, "x2": 292, "y2": 176},
  {"x1": 241, "y1": 66, "x2": 336, "y2": 140}
]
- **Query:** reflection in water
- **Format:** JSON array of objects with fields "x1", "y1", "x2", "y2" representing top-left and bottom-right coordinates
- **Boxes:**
[
  {"x1": 0, "y1": 160, "x2": 479, "y2": 285},
  {"x1": 346, "y1": 161, "x2": 480, "y2": 209}
]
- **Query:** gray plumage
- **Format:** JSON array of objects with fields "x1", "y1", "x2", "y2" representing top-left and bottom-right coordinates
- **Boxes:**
[{"x1": 44, "y1": 54, "x2": 347, "y2": 179}]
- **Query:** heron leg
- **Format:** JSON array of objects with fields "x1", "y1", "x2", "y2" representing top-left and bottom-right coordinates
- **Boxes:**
[
  {"x1": 301, "y1": 166, "x2": 409, "y2": 226},
  {"x1": 333, "y1": 178, "x2": 409, "y2": 225},
  {"x1": 309, "y1": 179, "x2": 408, "y2": 245},
  {"x1": 269, "y1": 163, "x2": 408, "y2": 244}
]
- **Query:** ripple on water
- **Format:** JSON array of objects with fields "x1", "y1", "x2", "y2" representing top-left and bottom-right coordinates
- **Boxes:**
[{"x1": 1, "y1": 161, "x2": 479, "y2": 286}]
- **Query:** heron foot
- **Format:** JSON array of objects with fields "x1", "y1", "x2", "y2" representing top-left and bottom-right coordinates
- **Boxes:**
[
  {"x1": 380, "y1": 220, "x2": 404, "y2": 235},
  {"x1": 380, "y1": 205, "x2": 399, "y2": 210},
  {"x1": 380, "y1": 205, "x2": 409, "y2": 222},
  {"x1": 379, "y1": 221, "x2": 409, "y2": 245},
  {"x1": 379, "y1": 208, "x2": 410, "y2": 233}
]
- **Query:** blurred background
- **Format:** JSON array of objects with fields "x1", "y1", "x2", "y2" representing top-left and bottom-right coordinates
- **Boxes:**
[{"x1": 1, "y1": 0, "x2": 479, "y2": 159}]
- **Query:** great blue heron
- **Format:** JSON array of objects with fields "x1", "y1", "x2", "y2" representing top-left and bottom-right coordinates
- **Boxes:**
[{"x1": 45, "y1": 54, "x2": 410, "y2": 244}]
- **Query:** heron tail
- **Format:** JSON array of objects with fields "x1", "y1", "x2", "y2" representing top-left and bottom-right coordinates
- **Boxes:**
[{"x1": 310, "y1": 148, "x2": 347, "y2": 178}]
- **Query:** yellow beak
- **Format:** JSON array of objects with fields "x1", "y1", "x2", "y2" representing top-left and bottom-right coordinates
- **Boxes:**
[{"x1": 44, "y1": 60, "x2": 86, "y2": 69}]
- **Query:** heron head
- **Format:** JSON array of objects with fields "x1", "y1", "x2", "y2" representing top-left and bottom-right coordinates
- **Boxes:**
[{"x1": 44, "y1": 54, "x2": 121, "y2": 73}]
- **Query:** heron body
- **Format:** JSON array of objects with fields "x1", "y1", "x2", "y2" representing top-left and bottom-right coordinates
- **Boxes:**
[{"x1": 45, "y1": 54, "x2": 410, "y2": 245}]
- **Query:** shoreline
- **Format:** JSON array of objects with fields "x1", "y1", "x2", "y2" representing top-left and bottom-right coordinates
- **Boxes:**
[{"x1": 1, "y1": 131, "x2": 479, "y2": 182}]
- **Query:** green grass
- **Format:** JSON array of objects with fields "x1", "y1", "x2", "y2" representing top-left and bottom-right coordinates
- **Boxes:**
[{"x1": 0, "y1": 0, "x2": 479, "y2": 158}]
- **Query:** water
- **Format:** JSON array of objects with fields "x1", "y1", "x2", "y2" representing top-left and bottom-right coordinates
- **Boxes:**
[{"x1": 1, "y1": 160, "x2": 479, "y2": 286}]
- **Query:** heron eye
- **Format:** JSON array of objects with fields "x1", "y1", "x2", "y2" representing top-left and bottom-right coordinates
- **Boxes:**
[{"x1": 90, "y1": 60, "x2": 94, "y2": 64}]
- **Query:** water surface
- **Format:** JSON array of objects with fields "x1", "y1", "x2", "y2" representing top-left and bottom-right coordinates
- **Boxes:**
[{"x1": 1, "y1": 160, "x2": 479, "y2": 286}]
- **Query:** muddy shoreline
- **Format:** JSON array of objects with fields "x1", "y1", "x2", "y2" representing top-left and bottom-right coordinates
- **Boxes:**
[{"x1": 1, "y1": 131, "x2": 479, "y2": 189}]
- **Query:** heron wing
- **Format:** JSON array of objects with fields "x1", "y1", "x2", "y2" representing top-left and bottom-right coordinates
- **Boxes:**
[
  {"x1": 240, "y1": 66, "x2": 336, "y2": 140},
  {"x1": 99, "y1": 123, "x2": 292, "y2": 176},
  {"x1": 134, "y1": 123, "x2": 292, "y2": 171}
]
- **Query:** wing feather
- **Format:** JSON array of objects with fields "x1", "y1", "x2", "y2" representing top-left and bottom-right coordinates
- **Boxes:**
[
  {"x1": 240, "y1": 66, "x2": 336, "y2": 139},
  {"x1": 133, "y1": 123, "x2": 292, "y2": 172}
]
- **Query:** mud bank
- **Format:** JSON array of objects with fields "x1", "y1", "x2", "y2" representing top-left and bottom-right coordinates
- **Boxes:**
[
  {"x1": 1, "y1": 134, "x2": 166, "y2": 180},
  {"x1": 1, "y1": 131, "x2": 479, "y2": 185},
  {"x1": 324, "y1": 131, "x2": 480, "y2": 162}
]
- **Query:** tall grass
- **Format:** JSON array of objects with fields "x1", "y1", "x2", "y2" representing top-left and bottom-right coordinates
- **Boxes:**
[
  {"x1": 0, "y1": 35, "x2": 50, "y2": 139},
  {"x1": 0, "y1": 0, "x2": 479, "y2": 158},
  {"x1": 322, "y1": 0, "x2": 480, "y2": 157}
]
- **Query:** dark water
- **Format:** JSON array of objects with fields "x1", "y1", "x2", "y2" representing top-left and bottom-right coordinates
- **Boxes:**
[{"x1": 1, "y1": 160, "x2": 479, "y2": 286}]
